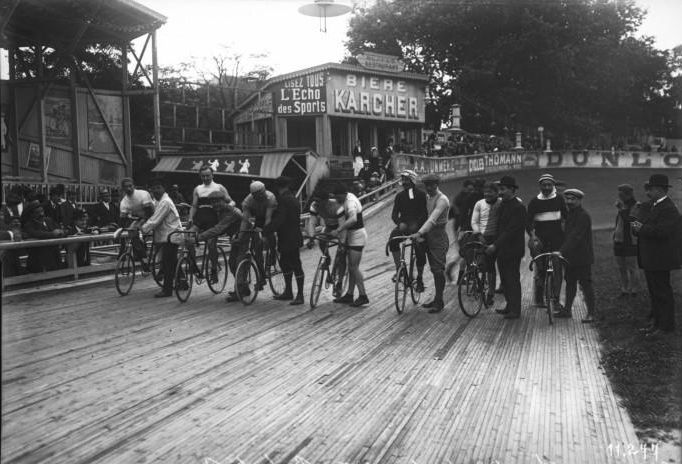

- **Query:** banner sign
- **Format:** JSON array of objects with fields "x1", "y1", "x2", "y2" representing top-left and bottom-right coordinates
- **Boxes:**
[
  {"x1": 176, "y1": 155, "x2": 263, "y2": 176},
  {"x1": 328, "y1": 71, "x2": 425, "y2": 122},
  {"x1": 538, "y1": 151, "x2": 681, "y2": 169},
  {"x1": 356, "y1": 52, "x2": 404, "y2": 73},
  {"x1": 273, "y1": 72, "x2": 327, "y2": 116},
  {"x1": 392, "y1": 154, "x2": 468, "y2": 179},
  {"x1": 468, "y1": 152, "x2": 538, "y2": 175}
]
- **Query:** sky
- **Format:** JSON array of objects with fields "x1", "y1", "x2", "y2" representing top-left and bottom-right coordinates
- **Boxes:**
[{"x1": 134, "y1": 0, "x2": 682, "y2": 80}]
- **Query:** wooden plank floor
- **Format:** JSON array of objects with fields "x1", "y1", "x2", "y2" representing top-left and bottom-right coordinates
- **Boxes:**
[{"x1": 1, "y1": 200, "x2": 640, "y2": 464}]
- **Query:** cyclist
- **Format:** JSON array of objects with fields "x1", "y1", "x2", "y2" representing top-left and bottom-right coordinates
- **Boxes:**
[
  {"x1": 526, "y1": 173, "x2": 567, "y2": 310},
  {"x1": 409, "y1": 174, "x2": 450, "y2": 313},
  {"x1": 140, "y1": 178, "x2": 182, "y2": 298},
  {"x1": 307, "y1": 187, "x2": 346, "y2": 296},
  {"x1": 225, "y1": 180, "x2": 277, "y2": 302},
  {"x1": 388, "y1": 169, "x2": 427, "y2": 292},
  {"x1": 331, "y1": 183, "x2": 369, "y2": 307},
  {"x1": 118, "y1": 177, "x2": 154, "y2": 271},
  {"x1": 264, "y1": 176, "x2": 305, "y2": 305},
  {"x1": 470, "y1": 181, "x2": 501, "y2": 306},
  {"x1": 188, "y1": 165, "x2": 233, "y2": 281}
]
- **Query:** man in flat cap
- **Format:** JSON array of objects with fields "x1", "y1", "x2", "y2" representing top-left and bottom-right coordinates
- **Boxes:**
[
  {"x1": 485, "y1": 175, "x2": 526, "y2": 319},
  {"x1": 557, "y1": 188, "x2": 596, "y2": 322},
  {"x1": 410, "y1": 174, "x2": 450, "y2": 313},
  {"x1": 612, "y1": 183, "x2": 640, "y2": 297},
  {"x1": 631, "y1": 174, "x2": 680, "y2": 336}
]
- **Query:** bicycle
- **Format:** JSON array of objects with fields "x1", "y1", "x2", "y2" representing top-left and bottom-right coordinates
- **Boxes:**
[
  {"x1": 308, "y1": 233, "x2": 350, "y2": 309},
  {"x1": 234, "y1": 228, "x2": 285, "y2": 305},
  {"x1": 530, "y1": 252, "x2": 569, "y2": 325},
  {"x1": 390, "y1": 235, "x2": 423, "y2": 314},
  {"x1": 114, "y1": 228, "x2": 156, "y2": 296},
  {"x1": 457, "y1": 237, "x2": 493, "y2": 318},
  {"x1": 169, "y1": 230, "x2": 229, "y2": 302}
]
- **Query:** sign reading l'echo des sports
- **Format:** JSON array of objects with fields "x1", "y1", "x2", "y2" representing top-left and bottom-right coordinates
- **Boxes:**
[
  {"x1": 274, "y1": 72, "x2": 327, "y2": 116},
  {"x1": 538, "y1": 151, "x2": 681, "y2": 169}
]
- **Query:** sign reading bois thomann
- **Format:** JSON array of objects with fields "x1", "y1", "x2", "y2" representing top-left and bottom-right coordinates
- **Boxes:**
[{"x1": 274, "y1": 72, "x2": 327, "y2": 116}]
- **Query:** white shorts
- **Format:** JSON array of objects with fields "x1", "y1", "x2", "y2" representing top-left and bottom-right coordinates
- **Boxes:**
[{"x1": 346, "y1": 228, "x2": 368, "y2": 249}]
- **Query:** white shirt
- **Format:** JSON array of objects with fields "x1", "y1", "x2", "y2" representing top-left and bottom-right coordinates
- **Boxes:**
[
  {"x1": 654, "y1": 196, "x2": 668, "y2": 207},
  {"x1": 471, "y1": 198, "x2": 500, "y2": 237},
  {"x1": 141, "y1": 193, "x2": 182, "y2": 243},
  {"x1": 120, "y1": 189, "x2": 154, "y2": 219}
]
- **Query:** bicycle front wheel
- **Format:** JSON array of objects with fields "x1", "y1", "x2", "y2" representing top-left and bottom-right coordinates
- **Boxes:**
[
  {"x1": 409, "y1": 253, "x2": 421, "y2": 304},
  {"x1": 174, "y1": 257, "x2": 194, "y2": 303},
  {"x1": 236, "y1": 259, "x2": 259, "y2": 305},
  {"x1": 458, "y1": 267, "x2": 483, "y2": 317},
  {"x1": 115, "y1": 252, "x2": 135, "y2": 296},
  {"x1": 150, "y1": 244, "x2": 164, "y2": 287},
  {"x1": 394, "y1": 265, "x2": 408, "y2": 314},
  {"x1": 265, "y1": 248, "x2": 285, "y2": 297},
  {"x1": 207, "y1": 246, "x2": 229, "y2": 294},
  {"x1": 544, "y1": 271, "x2": 554, "y2": 325},
  {"x1": 310, "y1": 257, "x2": 326, "y2": 310}
]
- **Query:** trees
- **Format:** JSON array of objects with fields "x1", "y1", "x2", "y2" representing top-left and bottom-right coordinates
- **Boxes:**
[{"x1": 346, "y1": 0, "x2": 677, "y2": 145}]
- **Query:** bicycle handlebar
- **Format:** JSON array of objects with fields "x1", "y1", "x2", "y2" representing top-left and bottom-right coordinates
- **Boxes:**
[
  {"x1": 304, "y1": 233, "x2": 346, "y2": 247},
  {"x1": 461, "y1": 240, "x2": 488, "y2": 249},
  {"x1": 529, "y1": 252, "x2": 569, "y2": 271}
]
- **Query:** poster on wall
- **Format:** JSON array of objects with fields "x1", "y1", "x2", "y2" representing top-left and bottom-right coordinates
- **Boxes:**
[
  {"x1": 176, "y1": 155, "x2": 264, "y2": 176},
  {"x1": 44, "y1": 97, "x2": 71, "y2": 141},
  {"x1": 273, "y1": 72, "x2": 327, "y2": 116},
  {"x1": 87, "y1": 94, "x2": 124, "y2": 154},
  {"x1": 26, "y1": 143, "x2": 51, "y2": 171}
]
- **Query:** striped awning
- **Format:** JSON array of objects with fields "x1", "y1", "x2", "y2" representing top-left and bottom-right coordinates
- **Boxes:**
[{"x1": 152, "y1": 151, "x2": 302, "y2": 179}]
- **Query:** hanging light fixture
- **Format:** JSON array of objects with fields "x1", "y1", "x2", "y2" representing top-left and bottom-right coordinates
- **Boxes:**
[{"x1": 298, "y1": 0, "x2": 352, "y2": 33}]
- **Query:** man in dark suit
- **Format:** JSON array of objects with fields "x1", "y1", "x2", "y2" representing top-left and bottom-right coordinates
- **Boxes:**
[
  {"x1": 264, "y1": 176, "x2": 305, "y2": 305},
  {"x1": 23, "y1": 203, "x2": 66, "y2": 272},
  {"x1": 631, "y1": 174, "x2": 680, "y2": 336},
  {"x1": 59, "y1": 190, "x2": 79, "y2": 228},
  {"x1": 486, "y1": 175, "x2": 526, "y2": 319},
  {"x1": 557, "y1": 189, "x2": 596, "y2": 323},
  {"x1": 90, "y1": 189, "x2": 119, "y2": 229},
  {"x1": 42, "y1": 186, "x2": 63, "y2": 225}
]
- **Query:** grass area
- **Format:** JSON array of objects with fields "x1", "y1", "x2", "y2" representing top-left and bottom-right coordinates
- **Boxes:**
[{"x1": 592, "y1": 229, "x2": 682, "y2": 444}]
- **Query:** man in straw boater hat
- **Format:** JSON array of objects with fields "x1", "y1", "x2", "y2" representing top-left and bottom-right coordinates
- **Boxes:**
[
  {"x1": 410, "y1": 174, "x2": 450, "y2": 313},
  {"x1": 631, "y1": 174, "x2": 680, "y2": 336},
  {"x1": 555, "y1": 188, "x2": 597, "y2": 322},
  {"x1": 485, "y1": 175, "x2": 526, "y2": 319}
]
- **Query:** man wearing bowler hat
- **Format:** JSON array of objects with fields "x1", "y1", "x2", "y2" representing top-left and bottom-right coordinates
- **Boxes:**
[
  {"x1": 631, "y1": 174, "x2": 680, "y2": 336},
  {"x1": 485, "y1": 175, "x2": 526, "y2": 319}
]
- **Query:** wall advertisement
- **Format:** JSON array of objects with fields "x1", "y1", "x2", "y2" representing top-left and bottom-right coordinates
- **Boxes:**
[
  {"x1": 273, "y1": 72, "x2": 327, "y2": 117},
  {"x1": 538, "y1": 151, "x2": 681, "y2": 169},
  {"x1": 467, "y1": 152, "x2": 538, "y2": 175}
]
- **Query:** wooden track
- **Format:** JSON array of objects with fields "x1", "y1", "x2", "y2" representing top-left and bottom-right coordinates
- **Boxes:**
[{"x1": 1, "y1": 199, "x2": 640, "y2": 464}]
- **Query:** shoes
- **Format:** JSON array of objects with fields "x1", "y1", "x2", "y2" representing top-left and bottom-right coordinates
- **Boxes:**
[
  {"x1": 422, "y1": 300, "x2": 436, "y2": 309},
  {"x1": 225, "y1": 292, "x2": 240, "y2": 303},
  {"x1": 503, "y1": 313, "x2": 520, "y2": 319},
  {"x1": 141, "y1": 261, "x2": 150, "y2": 273},
  {"x1": 484, "y1": 294, "x2": 494, "y2": 307},
  {"x1": 581, "y1": 315, "x2": 595, "y2": 323},
  {"x1": 332, "y1": 284, "x2": 343, "y2": 298},
  {"x1": 392, "y1": 273, "x2": 398, "y2": 283},
  {"x1": 154, "y1": 291, "x2": 172, "y2": 298},
  {"x1": 495, "y1": 308, "x2": 509, "y2": 315},
  {"x1": 257, "y1": 280, "x2": 266, "y2": 291},
  {"x1": 350, "y1": 295, "x2": 369, "y2": 307},
  {"x1": 289, "y1": 296, "x2": 304, "y2": 306},
  {"x1": 555, "y1": 311, "x2": 572, "y2": 319},
  {"x1": 209, "y1": 272, "x2": 219, "y2": 284},
  {"x1": 333, "y1": 294, "x2": 354, "y2": 304},
  {"x1": 428, "y1": 302, "x2": 444, "y2": 314},
  {"x1": 274, "y1": 292, "x2": 294, "y2": 301},
  {"x1": 535, "y1": 302, "x2": 547, "y2": 309},
  {"x1": 415, "y1": 278, "x2": 425, "y2": 293}
]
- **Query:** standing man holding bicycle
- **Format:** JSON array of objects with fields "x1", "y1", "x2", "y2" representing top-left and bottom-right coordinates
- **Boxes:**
[
  {"x1": 388, "y1": 169, "x2": 427, "y2": 293},
  {"x1": 526, "y1": 173, "x2": 567, "y2": 311},
  {"x1": 471, "y1": 181, "x2": 501, "y2": 306},
  {"x1": 141, "y1": 178, "x2": 182, "y2": 298},
  {"x1": 265, "y1": 176, "x2": 305, "y2": 305},
  {"x1": 307, "y1": 188, "x2": 346, "y2": 296},
  {"x1": 555, "y1": 188, "x2": 596, "y2": 322},
  {"x1": 486, "y1": 176, "x2": 526, "y2": 320},
  {"x1": 118, "y1": 178, "x2": 155, "y2": 271},
  {"x1": 410, "y1": 174, "x2": 450, "y2": 313}
]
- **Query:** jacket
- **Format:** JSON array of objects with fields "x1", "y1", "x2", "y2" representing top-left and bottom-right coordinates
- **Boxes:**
[
  {"x1": 264, "y1": 190, "x2": 303, "y2": 252},
  {"x1": 494, "y1": 197, "x2": 526, "y2": 259},
  {"x1": 560, "y1": 206, "x2": 594, "y2": 267},
  {"x1": 90, "y1": 201, "x2": 120, "y2": 228},
  {"x1": 197, "y1": 205, "x2": 243, "y2": 242},
  {"x1": 636, "y1": 197, "x2": 681, "y2": 271}
]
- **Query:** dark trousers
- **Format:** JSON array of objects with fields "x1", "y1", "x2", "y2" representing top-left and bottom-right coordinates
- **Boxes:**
[
  {"x1": 644, "y1": 270, "x2": 676, "y2": 332},
  {"x1": 280, "y1": 248, "x2": 303, "y2": 277},
  {"x1": 161, "y1": 243, "x2": 178, "y2": 294},
  {"x1": 564, "y1": 265, "x2": 596, "y2": 315},
  {"x1": 498, "y1": 255, "x2": 522, "y2": 315}
]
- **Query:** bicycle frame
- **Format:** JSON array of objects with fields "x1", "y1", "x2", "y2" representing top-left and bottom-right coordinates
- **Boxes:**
[
  {"x1": 530, "y1": 252, "x2": 569, "y2": 324},
  {"x1": 389, "y1": 235, "x2": 422, "y2": 313},
  {"x1": 307, "y1": 232, "x2": 349, "y2": 308}
]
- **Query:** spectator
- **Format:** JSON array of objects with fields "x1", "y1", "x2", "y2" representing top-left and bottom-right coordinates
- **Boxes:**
[
  {"x1": 369, "y1": 146, "x2": 381, "y2": 172},
  {"x1": 66, "y1": 209, "x2": 94, "y2": 267},
  {"x1": 357, "y1": 160, "x2": 373, "y2": 184},
  {"x1": 451, "y1": 179, "x2": 474, "y2": 236},
  {"x1": 612, "y1": 184, "x2": 640, "y2": 297},
  {"x1": 168, "y1": 184, "x2": 187, "y2": 205},
  {"x1": 2, "y1": 186, "x2": 25, "y2": 223},
  {"x1": 23, "y1": 203, "x2": 65, "y2": 272},
  {"x1": 631, "y1": 174, "x2": 680, "y2": 336},
  {"x1": 59, "y1": 189, "x2": 79, "y2": 228},
  {"x1": 91, "y1": 188, "x2": 119, "y2": 229},
  {"x1": 43, "y1": 186, "x2": 64, "y2": 225},
  {"x1": 0, "y1": 214, "x2": 23, "y2": 277},
  {"x1": 352, "y1": 139, "x2": 364, "y2": 176}
]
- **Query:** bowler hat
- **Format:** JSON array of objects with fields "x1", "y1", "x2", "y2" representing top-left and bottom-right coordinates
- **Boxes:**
[
  {"x1": 644, "y1": 174, "x2": 672, "y2": 188},
  {"x1": 498, "y1": 175, "x2": 518, "y2": 189}
]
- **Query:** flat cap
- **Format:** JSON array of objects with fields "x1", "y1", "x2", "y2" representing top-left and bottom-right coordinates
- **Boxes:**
[
  {"x1": 617, "y1": 183, "x2": 634, "y2": 193},
  {"x1": 564, "y1": 188, "x2": 584, "y2": 199},
  {"x1": 421, "y1": 173, "x2": 440, "y2": 184},
  {"x1": 249, "y1": 180, "x2": 266, "y2": 193}
]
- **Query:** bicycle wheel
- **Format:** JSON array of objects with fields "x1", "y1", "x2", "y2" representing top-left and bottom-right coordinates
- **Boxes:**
[
  {"x1": 480, "y1": 270, "x2": 492, "y2": 308},
  {"x1": 236, "y1": 259, "x2": 259, "y2": 305},
  {"x1": 331, "y1": 252, "x2": 349, "y2": 298},
  {"x1": 544, "y1": 271, "x2": 554, "y2": 325},
  {"x1": 394, "y1": 264, "x2": 408, "y2": 314},
  {"x1": 174, "y1": 257, "x2": 194, "y2": 303},
  {"x1": 265, "y1": 248, "x2": 286, "y2": 296},
  {"x1": 409, "y1": 252, "x2": 421, "y2": 304},
  {"x1": 207, "y1": 246, "x2": 229, "y2": 294},
  {"x1": 150, "y1": 244, "x2": 164, "y2": 287},
  {"x1": 458, "y1": 267, "x2": 483, "y2": 317},
  {"x1": 310, "y1": 257, "x2": 326, "y2": 309},
  {"x1": 114, "y1": 252, "x2": 135, "y2": 296}
]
